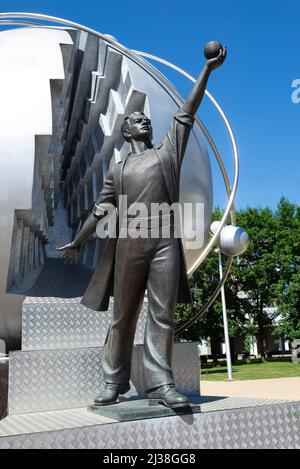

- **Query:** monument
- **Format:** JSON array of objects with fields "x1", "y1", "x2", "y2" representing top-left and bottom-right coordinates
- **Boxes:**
[
  {"x1": 57, "y1": 41, "x2": 226, "y2": 408},
  {"x1": 0, "y1": 13, "x2": 298, "y2": 450},
  {"x1": 0, "y1": 23, "x2": 214, "y2": 419}
]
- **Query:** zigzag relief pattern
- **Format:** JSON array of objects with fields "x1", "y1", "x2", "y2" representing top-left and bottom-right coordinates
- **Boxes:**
[
  {"x1": 60, "y1": 37, "x2": 149, "y2": 270},
  {"x1": 51, "y1": 36, "x2": 79, "y2": 211},
  {"x1": 7, "y1": 216, "x2": 46, "y2": 291},
  {"x1": 6, "y1": 35, "x2": 75, "y2": 292},
  {"x1": 7, "y1": 31, "x2": 153, "y2": 287},
  {"x1": 7, "y1": 32, "x2": 97, "y2": 278}
]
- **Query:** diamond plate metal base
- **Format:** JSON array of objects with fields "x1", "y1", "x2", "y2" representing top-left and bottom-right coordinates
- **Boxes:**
[
  {"x1": 0, "y1": 400, "x2": 299, "y2": 449},
  {"x1": 22, "y1": 297, "x2": 148, "y2": 350},
  {"x1": 8, "y1": 342, "x2": 200, "y2": 414}
]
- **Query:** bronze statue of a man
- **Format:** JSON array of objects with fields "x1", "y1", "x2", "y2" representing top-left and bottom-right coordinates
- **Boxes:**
[{"x1": 58, "y1": 43, "x2": 226, "y2": 408}]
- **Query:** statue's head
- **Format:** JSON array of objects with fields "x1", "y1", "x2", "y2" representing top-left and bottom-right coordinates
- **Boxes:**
[{"x1": 121, "y1": 112, "x2": 153, "y2": 143}]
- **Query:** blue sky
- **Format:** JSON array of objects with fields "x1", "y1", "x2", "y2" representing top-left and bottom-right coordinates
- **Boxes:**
[{"x1": 0, "y1": 0, "x2": 299, "y2": 210}]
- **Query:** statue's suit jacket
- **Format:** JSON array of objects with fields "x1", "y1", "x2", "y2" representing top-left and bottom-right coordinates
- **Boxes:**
[{"x1": 81, "y1": 109, "x2": 194, "y2": 311}]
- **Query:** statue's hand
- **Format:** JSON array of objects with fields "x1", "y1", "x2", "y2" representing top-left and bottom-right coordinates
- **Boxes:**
[
  {"x1": 207, "y1": 46, "x2": 227, "y2": 72},
  {"x1": 56, "y1": 242, "x2": 81, "y2": 265}
]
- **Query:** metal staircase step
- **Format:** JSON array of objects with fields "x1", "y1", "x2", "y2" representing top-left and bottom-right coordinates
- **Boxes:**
[
  {"x1": 1, "y1": 399, "x2": 299, "y2": 449},
  {"x1": 8, "y1": 342, "x2": 200, "y2": 414},
  {"x1": 22, "y1": 297, "x2": 147, "y2": 350}
]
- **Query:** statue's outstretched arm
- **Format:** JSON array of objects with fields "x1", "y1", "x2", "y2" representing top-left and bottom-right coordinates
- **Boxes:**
[
  {"x1": 56, "y1": 214, "x2": 99, "y2": 264},
  {"x1": 57, "y1": 164, "x2": 116, "y2": 264},
  {"x1": 182, "y1": 43, "x2": 227, "y2": 116}
]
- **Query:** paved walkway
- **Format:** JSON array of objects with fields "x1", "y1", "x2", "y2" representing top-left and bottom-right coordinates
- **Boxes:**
[{"x1": 201, "y1": 377, "x2": 300, "y2": 401}]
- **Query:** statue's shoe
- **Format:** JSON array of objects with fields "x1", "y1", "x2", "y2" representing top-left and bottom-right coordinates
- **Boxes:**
[
  {"x1": 147, "y1": 384, "x2": 190, "y2": 408},
  {"x1": 94, "y1": 382, "x2": 130, "y2": 406}
]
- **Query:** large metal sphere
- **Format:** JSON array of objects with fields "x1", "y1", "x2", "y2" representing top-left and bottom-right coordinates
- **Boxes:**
[{"x1": 0, "y1": 27, "x2": 213, "y2": 348}]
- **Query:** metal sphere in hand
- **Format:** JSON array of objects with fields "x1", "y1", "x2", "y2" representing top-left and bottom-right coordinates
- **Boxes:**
[{"x1": 204, "y1": 41, "x2": 223, "y2": 60}]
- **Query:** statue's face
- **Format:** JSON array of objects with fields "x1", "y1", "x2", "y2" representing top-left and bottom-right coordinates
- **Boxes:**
[{"x1": 126, "y1": 113, "x2": 152, "y2": 142}]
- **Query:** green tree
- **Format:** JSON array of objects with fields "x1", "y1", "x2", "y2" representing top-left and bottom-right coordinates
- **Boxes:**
[
  {"x1": 273, "y1": 199, "x2": 300, "y2": 341},
  {"x1": 176, "y1": 200, "x2": 300, "y2": 357},
  {"x1": 232, "y1": 207, "x2": 281, "y2": 356},
  {"x1": 175, "y1": 208, "x2": 250, "y2": 360},
  {"x1": 176, "y1": 204, "x2": 290, "y2": 358}
]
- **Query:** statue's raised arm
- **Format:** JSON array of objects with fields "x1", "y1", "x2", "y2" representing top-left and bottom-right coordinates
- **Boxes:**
[{"x1": 182, "y1": 41, "x2": 227, "y2": 116}]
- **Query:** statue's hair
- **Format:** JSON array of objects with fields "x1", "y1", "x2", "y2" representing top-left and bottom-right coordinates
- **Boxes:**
[{"x1": 121, "y1": 112, "x2": 146, "y2": 142}]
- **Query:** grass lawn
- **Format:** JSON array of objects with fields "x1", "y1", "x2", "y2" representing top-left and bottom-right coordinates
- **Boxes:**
[{"x1": 201, "y1": 360, "x2": 300, "y2": 381}]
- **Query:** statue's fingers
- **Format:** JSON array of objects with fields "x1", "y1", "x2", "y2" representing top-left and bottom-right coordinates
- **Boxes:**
[
  {"x1": 71, "y1": 254, "x2": 78, "y2": 265},
  {"x1": 62, "y1": 252, "x2": 70, "y2": 259},
  {"x1": 71, "y1": 255, "x2": 78, "y2": 265}
]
